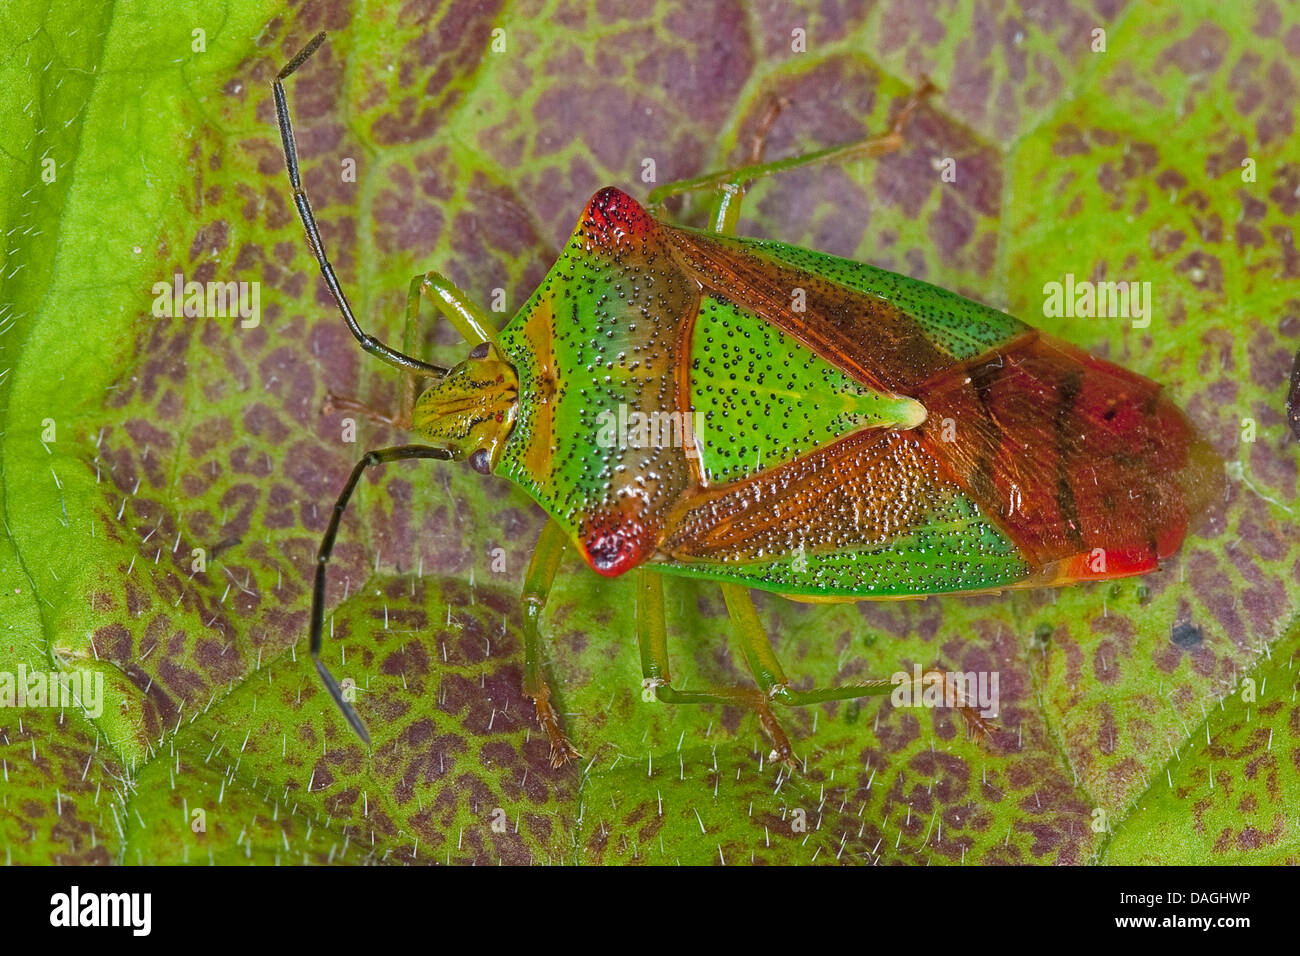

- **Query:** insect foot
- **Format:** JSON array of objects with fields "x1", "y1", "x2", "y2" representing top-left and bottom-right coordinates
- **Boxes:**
[
  {"x1": 321, "y1": 391, "x2": 409, "y2": 429},
  {"x1": 532, "y1": 694, "x2": 582, "y2": 768},
  {"x1": 941, "y1": 670, "x2": 1002, "y2": 748},
  {"x1": 958, "y1": 707, "x2": 1001, "y2": 748},
  {"x1": 756, "y1": 706, "x2": 799, "y2": 772}
]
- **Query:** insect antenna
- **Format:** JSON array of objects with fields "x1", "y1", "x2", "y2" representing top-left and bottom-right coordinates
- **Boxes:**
[
  {"x1": 310, "y1": 445, "x2": 455, "y2": 743},
  {"x1": 273, "y1": 31, "x2": 448, "y2": 377}
]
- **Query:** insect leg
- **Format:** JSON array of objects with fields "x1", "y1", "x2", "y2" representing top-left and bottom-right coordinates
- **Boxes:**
[
  {"x1": 520, "y1": 519, "x2": 582, "y2": 767},
  {"x1": 681, "y1": 96, "x2": 789, "y2": 235},
  {"x1": 273, "y1": 32, "x2": 448, "y2": 378},
  {"x1": 783, "y1": 670, "x2": 996, "y2": 742},
  {"x1": 311, "y1": 444, "x2": 453, "y2": 743},
  {"x1": 323, "y1": 281, "x2": 430, "y2": 429},
  {"x1": 636, "y1": 570, "x2": 797, "y2": 767},
  {"x1": 720, "y1": 583, "x2": 792, "y2": 695},
  {"x1": 723, "y1": 585, "x2": 994, "y2": 741},
  {"x1": 647, "y1": 77, "x2": 936, "y2": 232},
  {"x1": 407, "y1": 271, "x2": 498, "y2": 350},
  {"x1": 723, "y1": 583, "x2": 884, "y2": 710},
  {"x1": 322, "y1": 270, "x2": 495, "y2": 428}
]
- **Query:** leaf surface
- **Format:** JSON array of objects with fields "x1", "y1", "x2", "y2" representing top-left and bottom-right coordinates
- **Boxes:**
[{"x1": 1, "y1": 0, "x2": 1296, "y2": 864}]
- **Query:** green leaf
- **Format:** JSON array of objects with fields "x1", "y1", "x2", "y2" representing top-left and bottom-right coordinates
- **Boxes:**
[{"x1": 2, "y1": 0, "x2": 1296, "y2": 865}]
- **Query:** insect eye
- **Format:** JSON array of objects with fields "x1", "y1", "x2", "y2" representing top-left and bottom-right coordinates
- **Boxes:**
[
  {"x1": 468, "y1": 342, "x2": 491, "y2": 359},
  {"x1": 469, "y1": 449, "x2": 492, "y2": 474}
]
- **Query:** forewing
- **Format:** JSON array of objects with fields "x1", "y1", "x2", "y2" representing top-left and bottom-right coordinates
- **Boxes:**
[
  {"x1": 659, "y1": 427, "x2": 1032, "y2": 596},
  {"x1": 665, "y1": 227, "x2": 1028, "y2": 392},
  {"x1": 662, "y1": 223, "x2": 1218, "y2": 589}
]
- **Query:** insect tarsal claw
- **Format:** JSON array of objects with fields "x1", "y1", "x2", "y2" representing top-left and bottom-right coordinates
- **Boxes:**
[{"x1": 548, "y1": 742, "x2": 583, "y2": 769}]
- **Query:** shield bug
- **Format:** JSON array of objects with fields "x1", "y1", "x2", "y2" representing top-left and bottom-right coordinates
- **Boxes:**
[{"x1": 273, "y1": 32, "x2": 1221, "y2": 767}]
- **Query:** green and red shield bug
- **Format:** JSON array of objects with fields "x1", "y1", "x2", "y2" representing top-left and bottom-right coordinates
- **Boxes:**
[{"x1": 273, "y1": 32, "x2": 1222, "y2": 768}]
